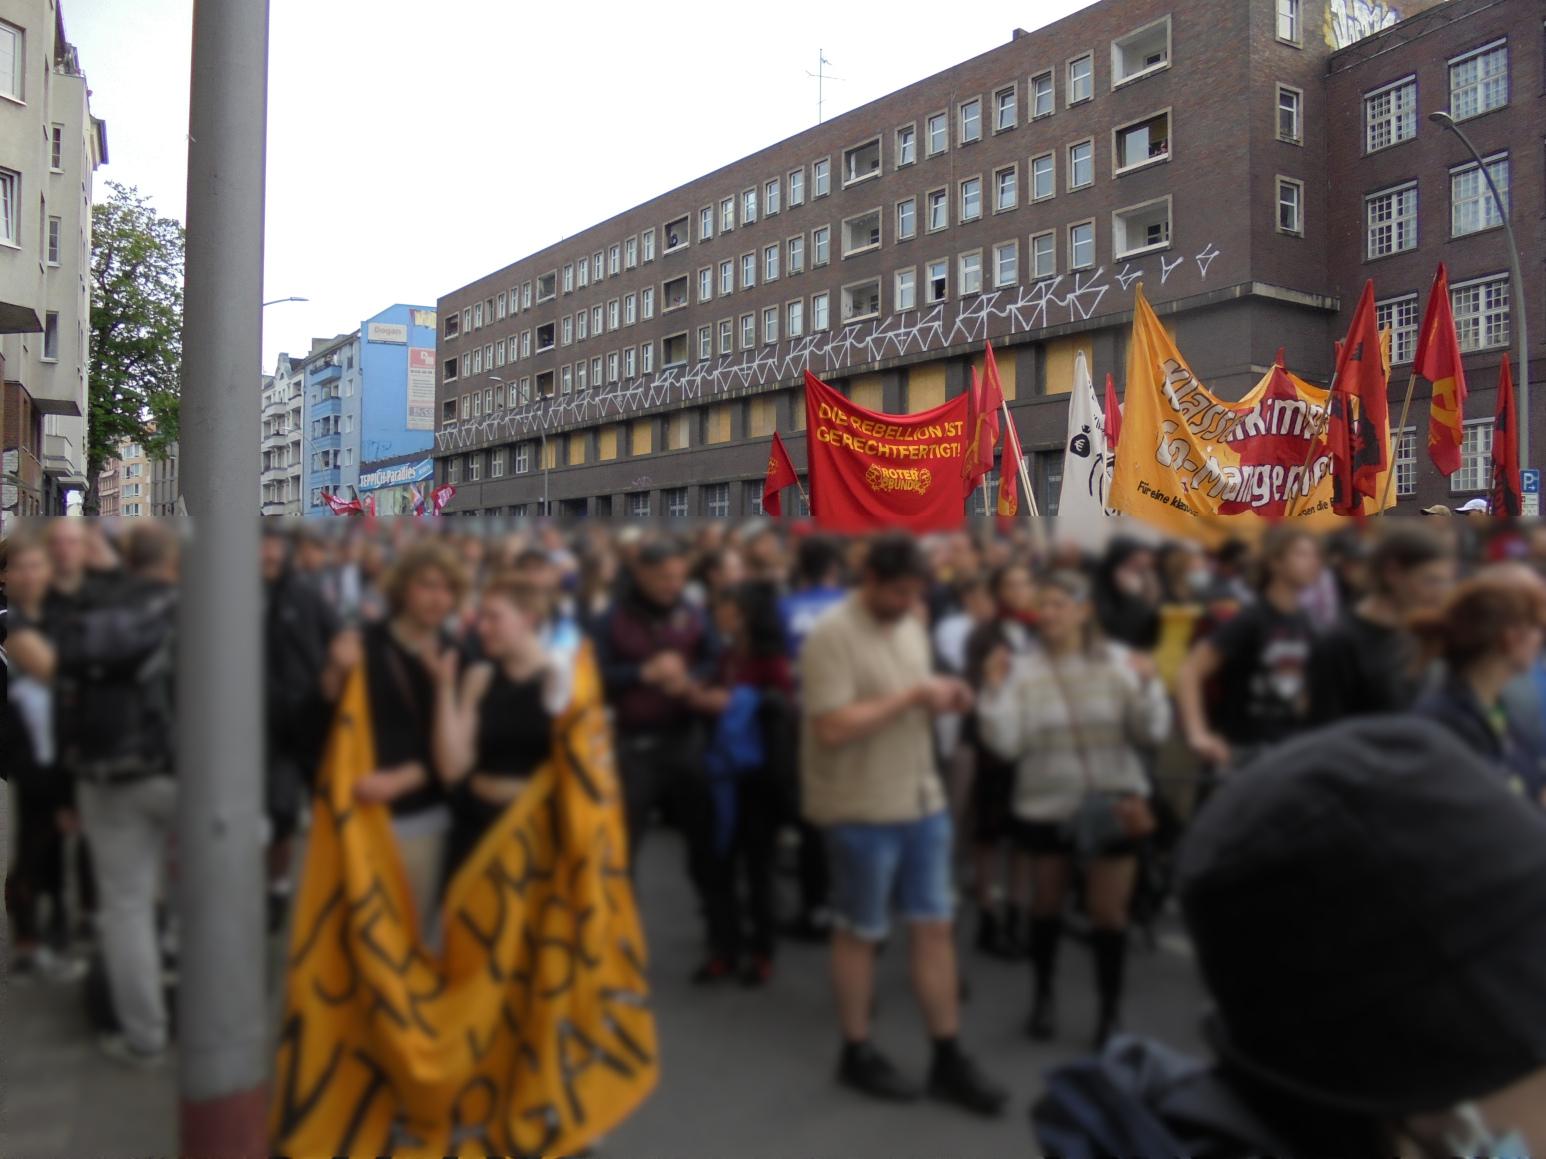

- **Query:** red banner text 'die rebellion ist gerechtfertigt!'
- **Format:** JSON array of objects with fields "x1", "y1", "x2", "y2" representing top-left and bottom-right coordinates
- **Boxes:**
[{"x1": 803, "y1": 370, "x2": 970, "y2": 533}]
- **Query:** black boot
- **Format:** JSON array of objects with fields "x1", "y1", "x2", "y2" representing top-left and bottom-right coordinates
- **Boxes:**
[
  {"x1": 1025, "y1": 916, "x2": 1062, "y2": 1040},
  {"x1": 1001, "y1": 905, "x2": 1028, "y2": 960},
  {"x1": 974, "y1": 907, "x2": 1002, "y2": 957},
  {"x1": 927, "y1": 1039, "x2": 1008, "y2": 1116},
  {"x1": 1092, "y1": 928, "x2": 1128, "y2": 1050}
]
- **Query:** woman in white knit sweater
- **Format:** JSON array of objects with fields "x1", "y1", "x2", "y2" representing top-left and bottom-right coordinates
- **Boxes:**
[{"x1": 976, "y1": 570, "x2": 1171, "y2": 1048}]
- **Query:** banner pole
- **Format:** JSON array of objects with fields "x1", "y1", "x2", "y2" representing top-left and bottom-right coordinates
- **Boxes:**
[
  {"x1": 1378, "y1": 369, "x2": 1420, "y2": 515},
  {"x1": 1287, "y1": 368, "x2": 1338, "y2": 520}
]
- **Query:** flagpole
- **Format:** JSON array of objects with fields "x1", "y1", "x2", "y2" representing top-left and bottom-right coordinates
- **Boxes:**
[
  {"x1": 999, "y1": 396, "x2": 1039, "y2": 517},
  {"x1": 1377, "y1": 369, "x2": 1420, "y2": 514}
]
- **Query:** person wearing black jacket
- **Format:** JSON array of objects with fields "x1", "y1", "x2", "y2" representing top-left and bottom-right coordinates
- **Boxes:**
[
  {"x1": 261, "y1": 529, "x2": 344, "y2": 930},
  {"x1": 1092, "y1": 538, "x2": 1161, "y2": 651}
]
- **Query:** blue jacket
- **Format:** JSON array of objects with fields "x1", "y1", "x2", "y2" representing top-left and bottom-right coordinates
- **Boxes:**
[{"x1": 1414, "y1": 678, "x2": 1546, "y2": 808}]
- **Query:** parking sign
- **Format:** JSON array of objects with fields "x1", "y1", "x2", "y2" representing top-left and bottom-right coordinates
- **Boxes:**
[{"x1": 1523, "y1": 468, "x2": 1540, "y2": 517}]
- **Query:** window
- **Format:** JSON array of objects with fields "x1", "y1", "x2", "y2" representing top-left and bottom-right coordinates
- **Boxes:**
[
  {"x1": 926, "y1": 259, "x2": 949, "y2": 304},
  {"x1": 474, "y1": 301, "x2": 485, "y2": 329},
  {"x1": 995, "y1": 86, "x2": 1018, "y2": 132},
  {"x1": 705, "y1": 483, "x2": 730, "y2": 519},
  {"x1": 591, "y1": 305, "x2": 603, "y2": 335},
  {"x1": 788, "y1": 299, "x2": 805, "y2": 336},
  {"x1": 523, "y1": 282, "x2": 534, "y2": 309},
  {"x1": 741, "y1": 252, "x2": 757, "y2": 289},
  {"x1": 843, "y1": 138, "x2": 882, "y2": 185},
  {"x1": 521, "y1": 330, "x2": 532, "y2": 358},
  {"x1": 812, "y1": 291, "x2": 830, "y2": 330},
  {"x1": 607, "y1": 353, "x2": 619, "y2": 383},
  {"x1": 664, "y1": 488, "x2": 689, "y2": 519},
  {"x1": 842, "y1": 279, "x2": 881, "y2": 322},
  {"x1": 1031, "y1": 71, "x2": 1054, "y2": 118},
  {"x1": 574, "y1": 360, "x2": 587, "y2": 391},
  {"x1": 628, "y1": 492, "x2": 651, "y2": 518},
  {"x1": 742, "y1": 187, "x2": 758, "y2": 224},
  {"x1": 765, "y1": 178, "x2": 781, "y2": 215},
  {"x1": 643, "y1": 228, "x2": 656, "y2": 261},
  {"x1": 1376, "y1": 294, "x2": 1420, "y2": 365},
  {"x1": 896, "y1": 124, "x2": 917, "y2": 166},
  {"x1": 1068, "y1": 139, "x2": 1094, "y2": 189},
  {"x1": 763, "y1": 305, "x2": 779, "y2": 343},
  {"x1": 1449, "y1": 41, "x2": 1507, "y2": 120},
  {"x1": 445, "y1": 312, "x2": 461, "y2": 339},
  {"x1": 927, "y1": 112, "x2": 948, "y2": 156},
  {"x1": 1115, "y1": 197, "x2": 1173, "y2": 256},
  {"x1": 537, "y1": 369, "x2": 556, "y2": 397},
  {"x1": 1112, "y1": 18, "x2": 1170, "y2": 85},
  {"x1": 562, "y1": 263, "x2": 575, "y2": 294},
  {"x1": 1277, "y1": 85, "x2": 1303, "y2": 143},
  {"x1": 927, "y1": 188, "x2": 948, "y2": 232},
  {"x1": 1068, "y1": 54, "x2": 1094, "y2": 104},
  {"x1": 740, "y1": 313, "x2": 756, "y2": 349},
  {"x1": 788, "y1": 235, "x2": 806, "y2": 274},
  {"x1": 1069, "y1": 221, "x2": 1095, "y2": 269},
  {"x1": 496, "y1": 291, "x2": 508, "y2": 319},
  {"x1": 46, "y1": 215, "x2": 60, "y2": 265},
  {"x1": 659, "y1": 214, "x2": 684, "y2": 253},
  {"x1": 1276, "y1": 178, "x2": 1303, "y2": 235},
  {"x1": 497, "y1": 337, "x2": 509, "y2": 365},
  {"x1": 1452, "y1": 420, "x2": 1494, "y2": 494},
  {"x1": 623, "y1": 348, "x2": 635, "y2": 378},
  {"x1": 813, "y1": 158, "x2": 831, "y2": 198},
  {"x1": 537, "y1": 322, "x2": 556, "y2": 351},
  {"x1": 698, "y1": 207, "x2": 713, "y2": 243},
  {"x1": 445, "y1": 357, "x2": 460, "y2": 382},
  {"x1": 462, "y1": 306, "x2": 473, "y2": 333},
  {"x1": 609, "y1": 244, "x2": 621, "y2": 275},
  {"x1": 490, "y1": 448, "x2": 506, "y2": 478},
  {"x1": 461, "y1": 353, "x2": 472, "y2": 379},
  {"x1": 1276, "y1": 0, "x2": 1299, "y2": 43},
  {"x1": 642, "y1": 286, "x2": 656, "y2": 319},
  {"x1": 960, "y1": 177, "x2": 983, "y2": 222},
  {"x1": 1365, "y1": 77, "x2": 1417, "y2": 152},
  {"x1": 994, "y1": 241, "x2": 1019, "y2": 287},
  {"x1": 537, "y1": 273, "x2": 556, "y2": 302},
  {"x1": 607, "y1": 299, "x2": 620, "y2": 330},
  {"x1": 843, "y1": 209, "x2": 882, "y2": 256},
  {"x1": 959, "y1": 251, "x2": 983, "y2": 296},
  {"x1": 1031, "y1": 152, "x2": 1055, "y2": 201},
  {"x1": 50, "y1": 124, "x2": 63, "y2": 171},
  {"x1": 561, "y1": 316, "x2": 574, "y2": 346},
  {"x1": 42, "y1": 311, "x2": 59, "y2": 360},
  {"x1": 625, "y1": 237, "x2": 638, "y2": 269},
  {"x1": 897, "y1": 197, "x2": 917, "y2": 241},
  {"x1": 995, "y1": 166, "x2": 1018, "y2": 212},
  {"x1": 0, "y1": 21, "x2": 22, "y2": 101},
  {"x1": 589, "y1": 359, "x2": 601, "y2": 387},
  {"x1": 789, "y1": 168, "x2": 805, "y2": 206},
  {"x1": 813, "y1": 225, "x2": 831, "y2": 266},
  {"x1": 1451, "y1": 154, "x2": 1509, "y2": 236},
  {"x1": 720, "y1": 259, "x2": 734, "y2": 296},
  {"x1": 697, "y1": 325, "x2": 713, "y2": 360},
  {"x1": 1366, "y1": 183, "x2": 1418, "y2": 258},
  {"x1": 515, "y1": 442, "x2": 531, "y2": 474},
  {"x1": 959, "y1": 97, "x2": 982, "y2": 144},
  {"x1": 1392, "y1": 427, "x2": 1418, "y2": 497},
  {"x1": 699, "y1": 267, "x2": 713, "y2": 302},
  {"x1": 1114, "y1": 111, "x2": 1170, "y2": 171},
  {"x1": 590, "y1": 256, "x2": 601, "y2": 283},
  {"x1": 764, "y1": 243, "x2": 780, "y2": 281},
  {"x1": 1451, "y1": 274, "x2": 1509, "y2": 352},
  {"x1": 719, "y1": 318, "x2": 733, "y2": 354}
]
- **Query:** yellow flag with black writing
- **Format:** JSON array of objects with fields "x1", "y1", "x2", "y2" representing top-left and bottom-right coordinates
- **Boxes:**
[{"x1": 270, "y1": 643, "x2": 658, "y2": 1158}]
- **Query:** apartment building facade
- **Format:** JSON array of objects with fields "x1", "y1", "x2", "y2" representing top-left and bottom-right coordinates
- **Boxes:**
[
  {"x1": 261, "y1": 351, "x2": 304, "y2": 515},
  {"x1": 433, "y1": 0, "x2": 1533, "y2": 517},
  {"x1": 95, "y1": 434, "x2": 151, "y2": 516},
  {"x1": 0, "y1": 0, "x2": 106, "y2": 529}
]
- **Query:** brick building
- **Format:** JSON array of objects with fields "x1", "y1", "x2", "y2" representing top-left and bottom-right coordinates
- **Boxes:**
[{"x1": 433, "y1": 0, "x2": 1539, "y2": 517}]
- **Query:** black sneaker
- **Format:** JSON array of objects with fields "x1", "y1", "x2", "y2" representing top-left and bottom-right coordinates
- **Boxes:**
[
  {"x1": 837, "y1": 1043, "x2": 921, "y2": 1103},
  {"x1": 927, "y1": 1050, "x2": 1008, "y2": 1116}
]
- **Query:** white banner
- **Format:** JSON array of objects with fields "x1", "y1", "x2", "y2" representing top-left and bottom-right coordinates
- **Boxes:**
[
  {"x1": 407, "y1": 347, "x2": 435, "y2": 431},
  {"x1": 367, "y1": 322, "x2": 409, "y2": 344},
  {"x1": 1056, "y1": 350, "x2": 1113, "y2": 525}
]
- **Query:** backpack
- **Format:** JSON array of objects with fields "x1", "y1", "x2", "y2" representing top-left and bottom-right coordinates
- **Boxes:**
[
  {"x1": 54, "y1": 587, "x2": 178, "y2": 782},
  {"x1": 704, "y1": 685, "x2": 768, "y2": 856}
]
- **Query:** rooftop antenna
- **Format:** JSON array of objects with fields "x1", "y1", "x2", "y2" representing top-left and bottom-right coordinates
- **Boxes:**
[{"x1": 805, "y1": 49, "x2": 845, "y2": 124}]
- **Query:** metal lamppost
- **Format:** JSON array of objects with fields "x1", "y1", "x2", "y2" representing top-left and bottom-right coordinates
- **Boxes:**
[
  {"x1": 489, "y1": 374, "x2": 547, "y2": 515},
  {"x1": 1429, "y1": 110, "x2": 1530, "y2": 470},
  {"x1": 261, "y1": 295, "x2": 308, "y2": 308}
]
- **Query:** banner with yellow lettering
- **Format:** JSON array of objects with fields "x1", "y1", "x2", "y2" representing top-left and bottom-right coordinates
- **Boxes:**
[
  {"x1": 804, "y1": 369, "x2": 970, "y2": 532},
  {"x1": 1109, "y1": 287, "x2": 1391, "y2": 541},
  {"x1": 271, "y1": 643, "x2": 657, "y2": 1158}
]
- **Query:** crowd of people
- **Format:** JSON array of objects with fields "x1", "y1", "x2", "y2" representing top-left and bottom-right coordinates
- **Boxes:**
[{"x1": 4, "y1": 514, "x2": 1546, "y2": 1154}]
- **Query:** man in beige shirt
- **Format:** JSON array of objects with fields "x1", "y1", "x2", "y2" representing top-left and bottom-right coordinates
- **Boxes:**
[{"x1": 801, "y1": 534, "x2": 1006, "y2": 1116}]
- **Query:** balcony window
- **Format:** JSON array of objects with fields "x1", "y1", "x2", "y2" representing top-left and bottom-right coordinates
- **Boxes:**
[
  {"x1": 1114, "y1": 111, "x2": 1169, "y2": 172},
  {"x1": 536, "y1": 272, "x2": 556, "y2": 302},
  {"x1": 1113, "y1": 197, "x2": 1172, "y2": 257},
  {"x1": 842, "y1": 279, "x2": 881, "y2": 323},
  {"x1": 536, "y1": 322, "x2": 556, "y2": 352},
  {"x1": 536, "y1": 370, "x2": 555, "y2": 397},
  {"x1": 843, "y1": 209, "x2": 882, "y2": 256},
  {"x1": 1112, "y1": 18, "x2": 1170, "y2": 86},
  {"x1": 665, "y1": 214, "x2": 690, "y2": 252},
  {"x1": 843, "y1": 138, "x2": 882, "y2": 185},
  {"x1": 663, "y1": 332, "x2": 689, "y2": 366}
]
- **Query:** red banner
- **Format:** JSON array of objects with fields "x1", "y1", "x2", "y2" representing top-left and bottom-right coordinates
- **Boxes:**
[{"x1": 803, "y1": 370, "x2": 969, "y2": 533}]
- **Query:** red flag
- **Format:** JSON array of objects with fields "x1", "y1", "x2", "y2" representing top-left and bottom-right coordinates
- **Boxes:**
[
  {"x1": 321, "y1": 490, "x2": 361, "y2": 516},
  {"x1": 961, "y1": 366, "x2": 983, "y2": 488},
  {"x1": 430, "y1": 484, "x2": 456, "y2": 515},
  {"x1": 964, "y1": 343, "x2": 1005, "y2": 489},
  {"x1": 1490, "y1": 354, "x2": 1521, "y2": 517},
  {"x1": 1103, "y1": 372, "x2": 1122, "y2": 448},
  {"x1": 762, "y1": 431, "x2": 798, "y2": 516},
  {"x1": 1415, "y1": 264, "x2": 1468, "y2": 476},
  {"x1": 996, "y1": 411, "x2": 1024, "y2": 519},
  {"x1": 1325, "y1": 280, "x2": 1390, "y2": 515}
]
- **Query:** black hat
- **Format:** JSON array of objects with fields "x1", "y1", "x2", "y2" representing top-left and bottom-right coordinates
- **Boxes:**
[{"x1": 1177, "y1": 716, "x2": 1546, "y2": 1117}]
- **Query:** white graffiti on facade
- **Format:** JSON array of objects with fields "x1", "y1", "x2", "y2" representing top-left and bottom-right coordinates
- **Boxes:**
[
  {"x1": 1326, "y1": 0, "x2": 1402, "y2": 48},
  {"x1": 436, "y1": 245, "x2": 1223, "y2": 452}
]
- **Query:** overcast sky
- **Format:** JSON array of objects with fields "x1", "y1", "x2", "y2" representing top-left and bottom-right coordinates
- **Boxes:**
[{"x1": 68, "y1": 0, "x2": 1095, "y2": 372}]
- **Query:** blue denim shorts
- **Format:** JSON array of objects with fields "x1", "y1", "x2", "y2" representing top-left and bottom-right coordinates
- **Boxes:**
[{"x1": 824, "y1": 811, "x2": 954, "y2": 941}]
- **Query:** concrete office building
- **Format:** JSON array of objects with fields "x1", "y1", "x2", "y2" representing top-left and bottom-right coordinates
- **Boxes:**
[
  {"x1": 433, "y1": 0, "x2": 1538, "y2": 517},
  {"x1": 95, "y1": 434, "x2": 151, "y2": 517},
  {"x1": 261, "y1": 351, "x2": 305, "y2": 515},
  {"x1": 0, "y1": 0, "x2": 106, "y2": 528}
]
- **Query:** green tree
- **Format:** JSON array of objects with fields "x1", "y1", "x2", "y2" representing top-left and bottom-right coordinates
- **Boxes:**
[{"x1": 87, "y1": 182, "x2": 184, "y2": 511}]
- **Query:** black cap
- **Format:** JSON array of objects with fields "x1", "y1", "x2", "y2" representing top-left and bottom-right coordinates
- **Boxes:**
[{"x1": 1178, "y1": 716, "x2": 1546, "y2": 1116}]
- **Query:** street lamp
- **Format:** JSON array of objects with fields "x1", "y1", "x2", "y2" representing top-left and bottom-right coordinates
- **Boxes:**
[
  {"x1": 489, "y1": 374, "x2": 547, "y2": 516},
  {"x1": 1429, "y1": 110, "x2": 1530, "y2": 471},
  {"x1": 261, "y1": 295, "x2": 309, "y2": 307}
]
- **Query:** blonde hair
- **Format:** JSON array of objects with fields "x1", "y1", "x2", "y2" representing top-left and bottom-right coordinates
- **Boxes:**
[{"x1": 380, "y1": 540, "x2": 469, "y2": 616}]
